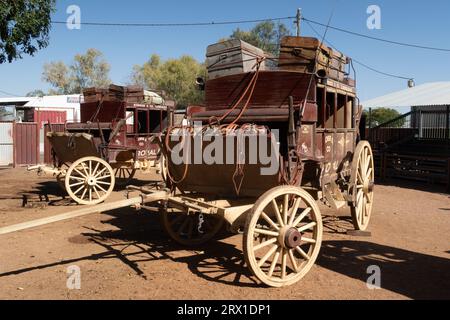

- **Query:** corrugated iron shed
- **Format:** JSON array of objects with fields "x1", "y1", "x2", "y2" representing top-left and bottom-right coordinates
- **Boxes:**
[{"x1": 362, "y1": 82, "x2": 450, "y2": 108}]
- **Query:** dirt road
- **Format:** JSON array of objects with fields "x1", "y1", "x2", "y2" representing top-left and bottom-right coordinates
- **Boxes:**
[{"x1": 0, "y1": 168, "x2": 449, "y2": 300}]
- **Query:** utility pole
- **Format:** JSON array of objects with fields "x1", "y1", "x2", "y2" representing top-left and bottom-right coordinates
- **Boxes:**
[{"x1": 296, "y1": 8, "x2": 302, "y2": 37}]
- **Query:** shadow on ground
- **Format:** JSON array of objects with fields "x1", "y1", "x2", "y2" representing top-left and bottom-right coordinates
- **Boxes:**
[
  {"x1": 20, "y1": 179, "x2": 162, "y2": 207},
  {"x1": 317, "y1": 240, "x2": 450, "y2": 300},
  {"x1": 1, "y1": 206, "x2": 449, "y2": 299},
  {"x1": 376, "y1": 178, "x2": 449, "y2": 195}
]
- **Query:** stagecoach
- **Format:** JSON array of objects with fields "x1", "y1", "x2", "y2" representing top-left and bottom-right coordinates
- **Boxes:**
[
  {"x1": 21, "y1": 36, "x2": 374, "y2": 287},
  {"x1": 28, "y1": 86, "x2": 174, "y2": 205},
  {"x1": 125, "y1": 36, "x2": 375, "y2": 287}
]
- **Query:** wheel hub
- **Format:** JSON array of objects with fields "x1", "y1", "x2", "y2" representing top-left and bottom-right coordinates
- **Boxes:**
[
  {"x1": 363, "y1": 179, "x2": 375, "y2": 194},
  {"x1": 279, "y1": 227, "x2": 303, "y2": 249},
  {"x1": 86, "y1": 176, "x2": 97, "y2": 187}
]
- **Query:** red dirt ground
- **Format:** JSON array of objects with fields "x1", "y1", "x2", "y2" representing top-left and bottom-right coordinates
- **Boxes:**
[{"x1": 0, "y1": 167, "x2": 449, "y2": 300}]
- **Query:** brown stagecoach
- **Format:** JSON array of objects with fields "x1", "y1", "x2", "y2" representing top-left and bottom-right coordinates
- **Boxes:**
[
  {"x1": 147, "y1": 36, "x2": 375, "y2": 287},
  {"x1": 29, "y1": 85, "x2": 174, "y2": 205}
]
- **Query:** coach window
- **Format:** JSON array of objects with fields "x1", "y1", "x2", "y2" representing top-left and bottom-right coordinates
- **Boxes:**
[
  {"x1": 325, "y1": 91, "x2": 336, "y2": 128},
  {"x1": 149, "y1": 110, "x2": 162, "y2": 133},
  {"x1": 137, "y1": 110, "x2": 149, "y2": 134}
]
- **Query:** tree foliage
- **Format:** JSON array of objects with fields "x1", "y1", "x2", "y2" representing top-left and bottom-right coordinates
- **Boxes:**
[
  {"x1": 364, "y1": 107, "x2": 404, "y2": 128},
  {"x1": 132, "y1": 54, "x2": 206, "y2": 108},
  {"x1": 0, "y1": 0, "x2": 56, "y2": 63},
  {"x1": 43, "y1": 49, "x2": 111, "y2": 94},
  {"x1": 26, "y1": 89, "x2": 45, "y2": 97},
  {"x1": 227, "y1": 21, "x2": 291, "y2": 55}
]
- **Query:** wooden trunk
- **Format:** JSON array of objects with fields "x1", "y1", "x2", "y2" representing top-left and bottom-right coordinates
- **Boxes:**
[
  {"x1": 278, "y1": 36, "x2": 348, "y2": 82},
  {"x1": 206, "y1": 39, "x2": 267, "y2": 80}
]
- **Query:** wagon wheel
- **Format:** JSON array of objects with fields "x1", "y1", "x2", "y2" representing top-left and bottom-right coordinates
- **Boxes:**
[
  {"x1": 158, "y1": 153, "x2": 168, "y2": 183},
  {"x1": 160, "y1": 208, "x2": 224, "y2": 246},
  {"x1": 114, "y1": 166, "x2": 136, "y2": 187},
  {"x1": 243, "y1": 186, "x2": 323, "y2": 287},
  {"x1": 65, "y1": 157, "x2": 115, "y2": 205},
  {"x1": 349, "y1": 141, "x2": 375, "y2": 231}
]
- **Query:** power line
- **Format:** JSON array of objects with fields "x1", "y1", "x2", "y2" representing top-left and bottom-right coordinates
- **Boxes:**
[
  {"x1": 351, "y1": 59, "x2": 411, "y2": 80},
  {"x1": 304, "y1": 20, "x2": 413, "y2": 81},
  {"x1": 51, "y1": 16, "x2": 296, "y2": 27},
  {"x1": 0, "y1": 89, "x2": 20, "y2": 97},
  {"x1": 302, "y1": 17, "x2": 450, "y2": 53}
]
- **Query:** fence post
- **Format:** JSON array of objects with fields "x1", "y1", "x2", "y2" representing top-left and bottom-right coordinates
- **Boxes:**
[
  {"x1": 446, "y1": 105, "x2": 449, "y2": 141},
  {"x1": 418, "y1": 110, "x2": 423, "y2": 139},
  {"x1": 12, "y1": 121, "x2": 16, "y2": 168}
]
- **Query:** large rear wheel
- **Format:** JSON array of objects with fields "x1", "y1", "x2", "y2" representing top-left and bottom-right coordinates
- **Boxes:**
[
  {"x1": 243, "y1": 186, "x2": 323, "y2": 287},
  {"x1": 349, "y1": 141, "x2": 375, "y2": 231}
]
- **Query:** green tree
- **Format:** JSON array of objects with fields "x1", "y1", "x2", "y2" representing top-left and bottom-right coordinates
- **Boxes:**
[
  {"x1": 0, "y1": 0, "x2": 56, "y2": 63},
  {"x1": 70, "y1": 49, "x2": 111, "y2": 93},
  {"x1": 364, "y1": 107, "x2": 405, "y2": 128},
  {"x1": 132, "y1": 54, "x2": 206, "y2": 108},
  {"x1": 227, "y1": 21, "x2": 291, "y2": 55},
  {"x1": 42, "y1": 49, "x2": 111, "y2": 94},
  {"x1": 26, "y1": 89, "x2": 45, "y2": 97}
]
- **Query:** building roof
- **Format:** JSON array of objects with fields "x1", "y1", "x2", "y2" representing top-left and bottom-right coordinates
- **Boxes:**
[
  {"x1": 24, "y1": 94, "x2": 82, "y2": 108},
  {"x1": 0, "y1": 97, "x2": 33, "y2": 105},
  {"x1": 0, "y1": 94, "x2": 82, "y2": 108},
  {"x1": 362, "y1": 82, "x2": 450, "y2": 108}
]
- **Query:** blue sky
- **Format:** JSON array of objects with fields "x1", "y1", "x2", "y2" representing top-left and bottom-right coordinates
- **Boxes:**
[{"x1": 1, "y1": 0, "x2": 449, "y2": 102}]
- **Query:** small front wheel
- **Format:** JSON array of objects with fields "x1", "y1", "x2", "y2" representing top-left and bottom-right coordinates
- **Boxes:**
[
  {"x1": 65, "y1": 157, "x2": 115, "y2": 205},
  {"x1": 160, "y1": 208, "x2": 224, "y2": 246}
]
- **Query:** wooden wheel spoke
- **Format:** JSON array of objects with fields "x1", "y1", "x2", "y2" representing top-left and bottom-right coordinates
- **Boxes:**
[
  {"x1": 267, "y1": 248, "x2": 281, "y2": 278},
  {"x1": 96, "y1": 184, "x2": 108, "y2": 193},
  {"x1": 257, "y1": 245, "x2": 278, "y2": 268},
  {"x1": 301, "y1": 237, "x2": 316, "y2": 244},
  {"x1": 357, "y1": 170, "x2": 363, "y2": 184},
  {"x1": 96, "y1": 181, "x2": 111, "y2": 185},
  {"x1": 297, "y1": 221, "x2": 316, "y2": 233},
  {"x1": 92, "y1": 162, "x2": 100, "y2": 176},
  {"x1": 254, "y1": 228, "x2": 279, "y2": 237},
  {"x1": 80, "y1": 187, "x2": 88, "y2": 200},
  {"x1": 288, "y1": 197, "x2": 301, "y2": 226},
  {"x1": 81, "y1": 163, "x2": 89, "y2": 177},
  {"x1": 288, "y1": 249, "x2": 299, "y2": 273},
  {"x1": 271, "y1": 199, "x2": 284, "y2": 227},
  {"x1": 260, "y1": 212, "x2": 280, "y2": 231},
  {"x1": 69, "y1": 176, "x2": 85, "y2": 182},
  {"x1": 292, "y1": 207, "x2": 311, "y2": 227},
  {"x1": 94, "y1": 167, "x2": 107, "y2": 178},
  {"x1": 73, "y1": 168, "x2": 87, "y2": 178},
  {"x1": 281, "y1": 248, "x2": 287, "y2": 279},
  {"x1": 283, "y1": 194, "x2": 289, "y2": 225},
  {"x1": 366, "y1": 167, "x2": 373, "y2": 179},
  {"x1": 96, "y1": 175, "x2": 112, "y2": 180},
  {"x1": 93, "y1": 186, "x2": 101, "y2": 199},
  {"x1": 253, "y1": 237, "x2": 277, "y2": 251},
  {"x1": 295, "y1": 247, "x2": 311, "y2": 260},
  {"x1": 69, "y1": 181, "x2": 84, "y2": 188},
  {"x1": 73, "y1": 185, "x2": 85, "y2": 195}
]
